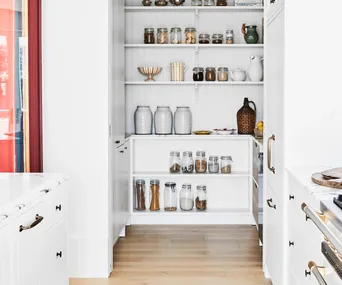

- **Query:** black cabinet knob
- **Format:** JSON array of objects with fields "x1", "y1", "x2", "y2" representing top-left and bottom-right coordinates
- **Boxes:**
[
  {"x1": 56, "y1": 251, "x2": 63, "y2": 258},
  {"x1": 115, "y1": 140, "x2": 120, "y2": 144},
  {"x1": 305, "y1": 270, "x2": 311, "y2": 277},
  {"x1": 289, "y1": 241, "x2": 295, "y2": 247},
  {"x1": 289, "y1": 195, "x2": 295, "y2": 200},
  {"x1": 56, "y1": 205, "x2": 62, "y2": 211}
]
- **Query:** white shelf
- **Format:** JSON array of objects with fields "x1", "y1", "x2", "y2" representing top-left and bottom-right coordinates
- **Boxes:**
[
  {"x1": 125, "y1": 81, "x2": 264, "y2": 86},
  {"x1": 125, "y1": 6, "x2": 264, "y2": 12},
  {"x1": 132, "y1": 208, "x2": 248, "y2": 215},
  {"x1": 125, "y1": 44, "x2": 264, "y2": 48},
  {"x1": 128, "y1": 134, "x2": 253, "y2": 140},
  {"x1": 133, "y1": 171, "x2": 249, "y2": 178}
]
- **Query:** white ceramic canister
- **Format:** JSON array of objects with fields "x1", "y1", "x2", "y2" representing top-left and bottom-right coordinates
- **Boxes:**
[
  {"x1": 154, "y1": 106, "x2": 173, "y2": 135},
  {"x1": 174, "y1": 106, "x2": 192, "y2": 135},
  {"x1": 134, "y1": 106, "x2": 153, "y2": 135}
]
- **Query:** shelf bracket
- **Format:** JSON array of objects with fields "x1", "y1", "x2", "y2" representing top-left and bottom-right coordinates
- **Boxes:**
[{"x1": 194, "y1": 84, "x2": 199, "y2": 104}]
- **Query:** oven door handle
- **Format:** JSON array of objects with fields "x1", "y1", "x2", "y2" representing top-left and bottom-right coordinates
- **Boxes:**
[
  {"x1": 302, "y1": 203, "x2": 342, "y2": 254},
  {"x1": 308, "y1": 261, "x2": 327, "y2": 285}
]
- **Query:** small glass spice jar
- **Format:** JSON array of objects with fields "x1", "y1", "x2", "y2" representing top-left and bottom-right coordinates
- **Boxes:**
[
  {"x1": 193, "y1": 67, "x2": 204, "y2": 81},
  {"x1": 196, "y1": 185, "x2": 207, "y2": 211},
  {"x1": 205, "y1": 67, "x2": 216, "y2": 81},
  {"x1": 216, "y1": 0, "x2": 227, "y2": 6},
  {"x1": 221, "y1": 156, "x2": 233, "y2": 174},
  {"x1": 185, "y1": 27, "x2": 196, "y2": 44},
  {"x1": 212, "y1": 34, "x2": 224, "y2": 44},
  {"x1": 170, "y1": 27, "x2": 182, "y2": 44},
  {"x1": 191, "y1": 0, "x2": 203, "y2": 5},
  {"x1": 157, "y1": 28, "x2": 168, "y2": 44},
  {"x1": 164, "y1": 182, "x2": 177, "y2": 211},
  {"x1": 218, "y1": 67, "x2": 229, "y2": 81},
  {"x1": 180, "y1": 184, "x2": 194, "y2": 211},
  {"x1": 149, "y1": 179, "x2": 160, "y2": 211},
  {"x1": 199, "y1": 33, "x2": 210, "y2": 44},
  {"x1": 226, "y1": 30, "x2": 234, "y2": 44},
  {"x1": 182, "y1": 151, "x2": 194, "y2": 173},
  {"x1": 135, "y1": 179, "x2": 146, "y2": 211},
  {"x1": 208, "y1": 156, "x2": 219, "y2": 173},
  {"x1": 169, "y1": 151, "x2": 181, "y2": 173},
  {"x1": 204, "y1": 0, "x2": 215, "y2": 6},
  {"x1": 195, "y1": 151, "x2": 207, "y2": 173},
  {"x1": 144, "y1": 28, "x2": 155, "y2": 44}
]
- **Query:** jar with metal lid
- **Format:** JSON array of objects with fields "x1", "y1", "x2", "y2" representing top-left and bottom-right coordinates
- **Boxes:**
[
  {"x1": 196, "y1": 185, "x2": 207, "y2": 211},
  {"x1": 135, "y1": 180, "x2": 146, "y2": 211},
  {"x1": 144, "y1": 28, "x2": 155, "y2": 44},
  {"x1": 195, "y1": 151, "x2": 207, "y2": 173},
  {"x1": 170, "y1": 27, "x2": 182, "y2": 44},
  {"x1": 199, "y1": 33, "x2": 210, "y2": 44},
  {"x1": 157, "y1": 28, "x2": 168, "y2": 44},
  {"x1": 169, "y1": 151, "x2": 181, "y2": 173},
  {"x1": 191, "y1": 0, "x2": 203, "y2": 5},
  {"x1": 164, "y1": 182, "x2": 177, "y2": 211},
  {"x1": 208, "y1": 156, "x2": 219, "y2": 173},
  {"x1": 212, "y1": 33, "x2": 224, "y2": 44},
  {"x1": 149, "y1": 180, "x2": 160, "y2": 211},
  {"x1": 218, "y1": 67, "x2": 229, "y2": 81},
  {"x1": 185, "y1": 27, "x2": 196, "y2": 44},
  {"x1": 205, "y1": 67, "x2": 216, "y2": 81},
  {"x1": 180, "y1": 184, "x2": 194, "y2": 211},
  {"x1": 193, "y1": 67, "x2": 204, "y2": 81},
  {"x1": 204, "y1": 0, "x2": 215, "y2": 6},
  {"x1": 226, "y1": 30, "x2": 234, "y2": 44},
  {"x1": 182, "y1": 151, "x2": 194, "y2": 173},
  {"x1": 220, "y1": 156, "x2": 233, "y2": 174},
  {"x1": 216, "y1": 0, "x2": 227, "y2": 6}
]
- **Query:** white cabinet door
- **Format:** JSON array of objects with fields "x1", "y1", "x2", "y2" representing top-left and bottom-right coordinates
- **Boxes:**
[
  {"x1": 267, "y1": 0, "x2": 284, "y2": 23},
  {"x1": 0, "y1": 224, "x2": 12, "y2": 285}
]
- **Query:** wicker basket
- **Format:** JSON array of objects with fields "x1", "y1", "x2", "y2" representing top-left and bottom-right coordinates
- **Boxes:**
[{"x1": 237, "y1": 98, "x2": 256, "y2": 135}]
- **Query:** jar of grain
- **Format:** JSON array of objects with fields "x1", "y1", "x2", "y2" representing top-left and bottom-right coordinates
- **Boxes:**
[
  {"x1": 149, "y1": 179, "x2": 160, "y2": 211},
  {"x1": 185, "y1": 27, "x2": 196, "y2": 44},
  {"x1": 208, "y1": 155, "x2": 219, "y2": 173},
  {"x1": 144, "y1": 28, "x2": 155, "y2": 44},
  {"x1": 157, "y1": 28, "x2": 168, "y2": 44},
  {"x1": 195, "y1": 151, "x2": 207, "y2": 173},
  {"x1": 170, "y1": 27, "x2": 182, "y2": 44},
  {"x1": 191, "y1": 0, "x2": 203, "y2": 5},
  {"x1": 169, "y1": 151, "x2": 181, "y2": 173},
  {"x1": 205, "y1": 67, "x2": 216, "y2": 81},
  {"x1": 226, "y1": 30, "x2": 234, "y2": 44},
  {"x1": 204, "y1": 0, "x2": 215, "y2": 5},
  {"x1": 164, "y1": 182, "x2": 177, "y2": 211},
  {"x1": 182, "y1": 151, "x2": 194, "y2": 173},
  {"x1": 212, "y1": 33, "x2": 224, "y2": 44},
  {"x1": 221, "y1": 156, "x2": 233, "y2": 174},
  {"x1": 196, "y1": 185, "x2": 207, "y2": 211},
  {"x1": 180, "y1": 184, "x2": 194, "y2": 211},
  {"x1": 218, "y1": 67, "x2": 229, "y2": 81},
  {"x1": 135, "y1": 180, "x2": 146, "y2": 211},
  {"x1": 199, "y1": 34, "x2": 210, "y2": 44}
]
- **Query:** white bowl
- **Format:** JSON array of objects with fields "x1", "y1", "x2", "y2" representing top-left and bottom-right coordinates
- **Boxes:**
[{"x1": 213, "y1": 129, "x2": 236, "y2": 135}]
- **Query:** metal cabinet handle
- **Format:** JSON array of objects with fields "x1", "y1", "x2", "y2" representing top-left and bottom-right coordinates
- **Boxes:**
[
  {"x1": 302, "y1": 203, "x2": 342, "y2": 254},
  {"x1": 40, "y1": 188, "x2": 51, "y2": 194},
  {"x1": 115, "y1": 140, "x2": 120, "y2": 144},
  {"x1": 267, "y1": 135, "x2": 276, "y2": 174},
  {"x1": 308, "y1": 261, "x2": 327, "y2": 285},
  {"x1": 289, "y1": 195, "x2": 295, "y2": 200},
  {"x1": 289, "y1": 241, "x2": 295, "y2": 247},
  {"x1": 19, "y1": 214, "x2": 44, "y2": 232},
  {"x1": 120, "y1": 150, "x2": 124, "y2": 154},
  {"x1": 56, "y1": 205, "x2": 62, "y2": 211},
  {"x1": 267, "y1": 198, "x2": 276, "y2": 209},
  {"x1": 56, "y1": 251, "x2": 63, "y2": 258}
]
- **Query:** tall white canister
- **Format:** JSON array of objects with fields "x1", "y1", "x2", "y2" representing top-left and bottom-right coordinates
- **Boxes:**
[
  {"x1": 154, "y1": 106, "x2": 173, "y2": 135},
  {"x1": 174, "y1": 106, "x2": 192, "y2": 135},
  {"x1": 134, "y1": 106, "x2": 153, "y2": 135}
]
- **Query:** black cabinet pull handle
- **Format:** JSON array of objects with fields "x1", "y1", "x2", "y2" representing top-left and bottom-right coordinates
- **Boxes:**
[
  {"x1": 115, "y1": 140, "x2": 120, "y2": 144},
  {"x1": 56, "y1": 251, "x2": 63, "y2": 258},
  {"x1": 41, "y1": 188, "x2": 51, "y2": 194},
  {"x1": 305, "y1": 270, "x2": 311, "y2": 277},
  {"x1": 19, "y1": 214, "x2": 44, "y2": 232},
  {"x1": 270, "y1": 0, "x2": 276, "y2": 3},
  {"x1": 56, "y1": 205, "x2": 62, "y2": 211},
  {"x1": 289, "y1": 195, "x2": 295, "y2": 200},
  {"x1": 120, "y1": 150, "x2": 124, "y2": 153},
  {"x1": 267, "y1": 198, "x2": 277, "y2": 209},
  {"x1": 289, "y1": 241, "x2": 295, "y2": 247}
]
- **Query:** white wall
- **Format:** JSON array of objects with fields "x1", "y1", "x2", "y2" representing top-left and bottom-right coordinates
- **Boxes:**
[{"x1": 42, "y1": 0, "x2": 111, "y2": 278}]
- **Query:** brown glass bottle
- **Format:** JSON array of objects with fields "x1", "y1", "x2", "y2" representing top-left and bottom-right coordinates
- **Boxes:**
[{"x1": 237, "y1": 98, "x2": 256, "y2": 134}]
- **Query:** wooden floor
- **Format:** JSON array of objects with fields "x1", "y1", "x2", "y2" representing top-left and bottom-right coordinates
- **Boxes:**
[{"x1": 70, "y1": 225, "x2": 271, "y2": 285}]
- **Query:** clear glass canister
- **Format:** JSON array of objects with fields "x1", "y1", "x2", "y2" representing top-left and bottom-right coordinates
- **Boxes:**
[
  {"x1": 144, "y1": 28, "x2": 155, "y2": 44},
  {"x1": 170, "y1": 27, "x2": 182, "y2": 44},
  {"x1": 182, "y1": 151, "x2": 194, "y2": 173},
  {"x1": 221, "y1": 156, "x2": 233, "y2": 174},
  {"x1": 169, "y1": 151, "x2": 181, "y2": 173},
  {"x1": 212, "y1": 33, "x2": 224, "y2": 44},
  {"x1": 196, "y1": 185, "x2": 207, "y2": 211},
  {"x1": 226, "y1": 30, "x2": 234, "y2": 44},
  {"x1": 218, "y1": 67, "x2": 229, "y2": 81},
  {"x1": 208, "y1": 156, "x2": 219, "y2": 173},
  {"x1": 195, "y1": 151, "x2": 207, "y2": 173},
  {"x1": 164, "y1": 182, "x2": 177, "y2": 211},
  {"x1": 205, "y1": 67, "x2": 216, "y2": 81},
  {"x1": 149, "y1": 179, "x2": 160, "y2": 211},
  {"x1": 180, "y1": 184, "x2": 194, "y2": 211},
  {"x1": 199, "y1": 33, "x2": 210, "y2": 44},
  {"x1": 157, "y1": 28, "x2": 168, "y2": 44},
  {"x1": 185, "y1": 27, "x2": 196, "y2": 44},
  {"x1": 135, "y1": 179, "x2": 146, "y2": 211},
  {"x1": 191, "y1": 0, "x2": 203, "y2": 5},
  {"x1": 204, "y1": 0, "x2": 215, "y2": 6}
]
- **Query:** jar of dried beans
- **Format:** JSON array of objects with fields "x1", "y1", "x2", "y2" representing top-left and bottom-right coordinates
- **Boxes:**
[
  {"x1": 212, "y1": 33, "x2": 224, "y2": 44},
  {"x1": 199, "y1": 33, "x2": 210, "y2": 44},
  {"x1": 157, "y1": 28, "x2": 168, "y2": 44},
  {"x1": 185, "y1": 27, "x2": 196, "y2": 44},
  {"x1": 221, "y1": 156, "x2": 233, "y2": 174},
  {"x1": 170, "y1": 27, "x2": 182, "y2": 44},
  {"x1": 164, "y1": 182, "x2": 177, "y2": 211},
  {"x1": 135, "y1": 180, "x2": 146, "y2": 211},
  {"x1": 180, "y1": 184, "x2": 194, "y2": 211},
  {"x1": 144, "y1": 28, "x2": 155, "y2": 44},
  {"x1": 169, "y1": 151, "x2": 181, "y2": 173},
  {"x1": 182, "y1": 151, "x2": 194, "y2": 173},
  {"x1": 195, "y1": 151, "x2": 207, "y2": 173},
  {"x1": 196, "y1": 185, "x2": 207, "y2": 211}
]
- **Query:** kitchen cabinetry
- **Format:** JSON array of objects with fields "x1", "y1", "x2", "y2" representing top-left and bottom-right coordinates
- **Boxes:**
[
  {"x1": 266, "y1": 0, "x2": 284, "y2": 23},
  {"x1": 0, "y1": 223, "x2": 12, "y2": 285}
]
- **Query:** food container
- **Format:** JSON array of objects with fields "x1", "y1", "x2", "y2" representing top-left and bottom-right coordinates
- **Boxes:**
[
  {"x1": 174, "y1": 106, "x2": 192, "y2": 134},
  {"x1": 195, "y1": 151, "x2": 207, "y2": 173},
  {"x1": 208, "y1": 156, "x2": 219, "y2": 173},
  {"x1": 205, "y1": 67, "x2": 216, "y2": 81},
  {"x1": 180, "y1": 184, "x2": 194, "y2": 211},
  {"x1": 157, "y1": 28, "x2": 168, "y2": 44},
  {"x1": 144, "y1": 28, "x2": 155, "y2": 44},
  {"x1": 196, "y1": 185, "x2": 207, "y2": 211},
  {"x1": 134, "y1": 106, "x2": 153, "y2": 135},
  {"x1": 149, "y1": 179, "x2": 160, "y2": 211},
  {"x1": 199, "y1": 34, "x2": 210, "y2": 44},
  {"x1": 185, "y1": 27, "x2": 196, "y2": 44},
  {"x1": 170, "y1": 27, "x2": 182, "y2": 44},
  {"x1": 182, "y1": 151, "x2": 194, "y2": 173},
  {"x1": 169, "y1": 151, "x2": 181, "y2": 173},
  {"x1": 170, "y1": 62, "x2": 186, "y2": 81},
  {"x1": 204, "y1": 0, "x2": 215, "y2": 6},
  {"x1": 216, "y1": 0, "x2": 227, "y2": 6},
  {"x1": 191, "y1": 0, "x2": 203, "y2": 5},
  {"x1": 217, "y1": 67, "x2": 229, "y2": 81},
  {"x1": 135, "y1": 180, "x2": 146, "y2": 211},
  {"x1": 155, "y1": 0, "x2": 168, "y2": 6},
  {"x1": 212, "y1": 34, "x2": 224, "y2": 44},
  {"x1": 221, "y1": 156, "x2": 233, "y2": 174},
  {"x1": 226, "y1": 30, "x2": 234, "y2": 44},
  {"x1": 164, "y1": 182, "x2": 177, "y2": 211},
  {"x1": 193, "y1": 67, "x2": 204, "y2": 81},
  {"x1": 154, "y1": 106, "x2": 172, "y2": 135}
]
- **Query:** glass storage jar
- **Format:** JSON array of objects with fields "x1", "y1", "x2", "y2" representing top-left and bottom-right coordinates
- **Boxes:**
[
  {"x1": 208, "y1": 155, "x2": 219, "y2": 173},
  {"x1": 164, "y1": 182, "x2": 177, "y2": 211},
  {"x1": 149, "y1": 180, "x2": 160, "y2": 211},
  {"x1": 205, "y1": 67, "x2": 216, "y2": 81},
  {"x1": 182, "y1": 151, "x2": 194, "y2": 173},
  {"x1": 180, "y1": 184, "x2": 194, "y2": 211},
  {"x1": 199, "y1": 34, "x2": 210, "y2": 44},
  {"x1": 170, "y1": 27, "x2": 182, "y2": 44},
  {"x1": 216, "y1": 0, "x2": 227, "y2": 6},
  {"x1": 157, "y1": 28, "x2": 168, "y2": 44},
  {"x1": 226, "y1": 30, "x2": 234, "y2": 44},
  {"x1": 221, "y1": 156, "x2": 233, "y2": 174},
  {"x1": 218, "y1": 67, "x2": 229, "y2": 81},
  {"x1": 191, "y1": 0, "x2": 203, "y2": 5},
  {"x1": 169, "y1": 151, "x2": 181, "y2": 173},
  {"x1": 204, "y1": 0, "x2": 215, "y2": 6},
  {"x1": 135, "y1": 180, "x2": 146, "y2": 211},
  {"x1": 185, "y1": 28, "x2": 196, "y2": 44},
  {"x1": 193, "y1": 67, "x2": 204, "y2": 81},
  {"x1": 195, "y1": 151, "x2": 207, "y2": 173},
  {"x1": 196, "y1": 185, "x2": 207, "y2": 211},
  {"x1": 144, "y1": 28, "x2": 155, "y2": 44},
  {"x1": 212, "y1": 33, "x2": 224, "y2": 44}
]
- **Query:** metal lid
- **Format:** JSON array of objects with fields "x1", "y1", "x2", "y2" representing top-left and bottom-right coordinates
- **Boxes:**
[
  {"x1": 157, "y1": 28, "x2": 168, "y2": 32},
  {"x1": 150, "y1": 179, "x2": 160, "y2": 185},
  {"x1": 136, "y1": 179, "x2": 145, "y2": 184},
  {"x1": 144, "y1": 28, "x2": 154, "y2": 32},
  {"x1": 177, "y1": 106, "x2": 190, "y2": 109},
  {"x1": 218, "y1": 67, "x2": 229, "y2": 72},
  {"x1": 226, "y1": 30, "x2": 234, "y2": 34},
  {"x1": 165, "y1": 182, "x2": 176, "y2": 187},
  {"x1": 185, "y1": 27, "x2": 196, "y2": 32},
  {"x1": 212, "y1": 33, "x2": 224, "y2": 39},
  {"x1": 199, "y1": 33, "x2": 210, "y2": 38},
  {"x1": 171, "y1": 27, "x2": 182, "y2": 32},
  {"x1": 221, "y1": 156, "x2": 233, "y2": 161},
  {"x1": 157, "y1": 106, "x2": 170, "y2": 109},
  {"x1": 197, "y1": 185, "x2": 207, "y2": 191},
  {"x1": 196, "y1": 151, "x2": 206, "y2": 157},
  {"x1": 182, "y1": 183, "x2": 192, "y2": 189},
  {"x1": 206, "y1": 67, "x2": 216, "y2": 71},
  {"x1": 209, "y1": 155, "x2": 219, "y2": 161},
  {"x1": 193, "y1": 67, "x2": 204, "y2": 72},
  {"x1": 137, "y1": 105, "x2": 150, "y2": 108},
  {"x1": 170, "y1": 151, "x2": 180, "y2": 156},
  {"x1": 183, "y1": 151, "x2": 193, "y2": 157}
]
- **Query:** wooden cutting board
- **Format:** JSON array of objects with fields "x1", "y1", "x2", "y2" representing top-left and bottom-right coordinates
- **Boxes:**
[{"x1": 312, "y1": 168, "x2": 342, "y2": 189}]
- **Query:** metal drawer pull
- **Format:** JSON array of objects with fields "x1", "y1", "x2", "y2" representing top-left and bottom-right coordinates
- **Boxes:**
[
  {"x1": 308, "y1": 261, "x2": 327, "y2": 285},
  {"x1": 56, "y1": 251, "x2": 63, "y2": 258},
  {"x1": 41, "y1": 189, "x2": 51, "y2": 194},
  {"x1": 267, "y1": 135, "x2": 276, "y2": 174},
  {"x1": 19, "y1": 214, "x2": 44, "y2": 232},
  {"x1": 267, "y1": 198, "x2": 277, "y2": 209},
  {"x1": 302, "y1": 203, "x2": 342, "y2": 255},
  {"x1": 56, "y1": 205, "x2": 62, "y2": 211}
]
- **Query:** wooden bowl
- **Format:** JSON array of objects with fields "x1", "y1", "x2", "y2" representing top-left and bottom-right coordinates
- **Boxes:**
[{"x1": 138, "y1": 67, "x2": 162, "y2": 81}]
